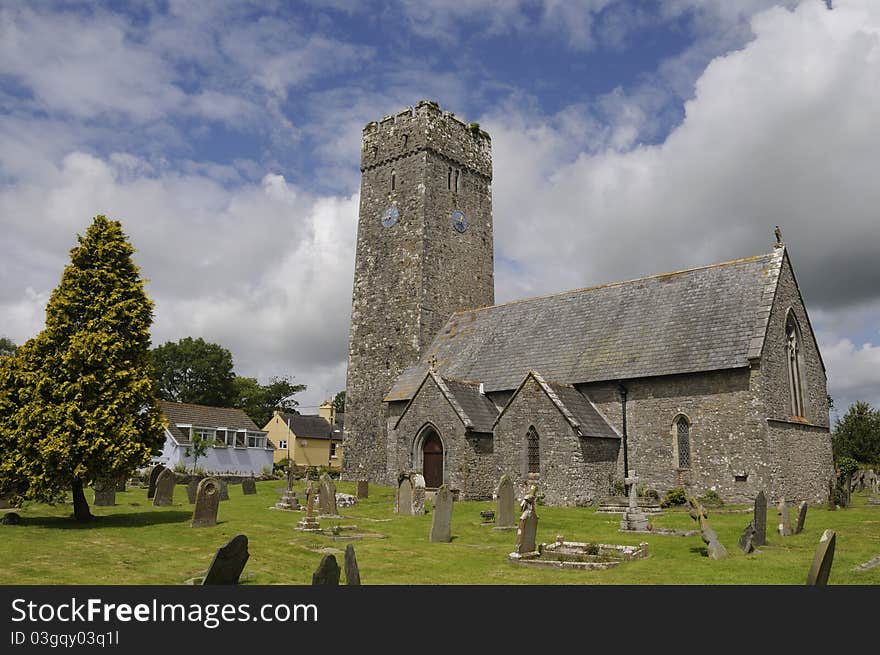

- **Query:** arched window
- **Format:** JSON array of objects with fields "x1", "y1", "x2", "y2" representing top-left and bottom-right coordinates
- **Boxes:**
[
  {"x1": 526, "y1": 426, "x2": 540, "y2": 474},
  {"x1": 675, "y1": 416, "x2": 690, "y2": 469},
  {"x1": 391, "y1": 169, "x2": 396, "y2": 191},
  {"x1": 454, "y1": 169, "x2": 459, "y2": 192},
  {"x1": 786, "y1": 311, "x2": 806, "y2": 418},
  {"x1": 447, "y1": 167, "x2": 452, "y2": 190}
]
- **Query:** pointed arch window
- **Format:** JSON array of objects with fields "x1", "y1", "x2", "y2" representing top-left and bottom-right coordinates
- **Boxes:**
[
  {"x1": 526, "y1": 426, "x2": 540, "y2": 474},
  {"x1": 391, "y1": 169, "x2": 396, "y2": 191},
  {"x1": 786, "y1": 311, "x2": 806, "y2": 419},
  {"x1": 675, "y1": 416, "x2": 690, "y2": 469}
]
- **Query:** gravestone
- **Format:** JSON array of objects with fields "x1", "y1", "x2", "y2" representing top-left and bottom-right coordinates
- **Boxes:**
[
  {"x1": 296, "y1": 482, "x2": 321, "y2": 532},
  {"x1": 219, "y1": 480, "x2": 229, "y2": 501},
  {"x1": 480, "y1": 510, "x2": 496, "y2": 524},
  {"x1": 344, "y1": 543, "x2": 361, "y2": 585},
  {"x1": 806, "y1": 530, "x2": 836, "y2": 586},
  {"x1": 794, "y1": 501, "x2": 808, "y2": 535},
  {"x1": 827, "y1": 477, "x2": 836, "y2": 511},
  {"x1": 495, "y1": 474, "x2": 516, "y2": 530},
  {"x1": 1, "y1": 512, "x2": 21, "y2": 525},
  {"x1": 203, "y1": 534, "x2": 249, "y2": 585},
  {"x1": 514, "y1": 486, "x2": 539, "y2": 555},
  {"x1": 115, "y1": 477, "x2": 126, "y2": 493},
  {"x1": 689, "y1": 497, "x2": 728, "y2": 560},
  {"x1": 412, "y1": 473, "x2": 426, "y2": 515},
  {"x1": 152, "y1": 468, "x2": 176, "y2": 507},
  {"x1": 620, "y1": 471, "x2": 650, "y2": 531},
  {"x1": 357, "y1": 480, "x2": 369, "y2": 499},
  {"x1": 429, "y1": 485, "x2": 453, "y2": 543},
  {"x1": 312, "y1": 554, "x2": 340, "y2": 585},
  {"x1": 318, "y1": 473, "x2": 337, "y2": 516},
  {"x1": 186, "y1": 478, "x2": 199, "y2": 504},
  {"x1": 93, "y1": 479, "x2": 116, "y2": 507},
  {"x1": 753, "y1": 491, "x2": 767, "y2": 546},
  {"x1": 241, "y1": 477, "x2": 257, "y2": 496},
  {"x1": 777, "y1": 499, "x2": 792, "y2": 536},
  {"x1": 396, "y1": 475, "x2": 413, "y2": 515},
  {"x1": 738, "y1": 522, "x2": 757, "y2": 554},
  {"x1": 191, "y1": 477, "x2": 221, "y2": 528},
  {"x1": 147, "y1": 465, "x2": 165, "y2": 499}
]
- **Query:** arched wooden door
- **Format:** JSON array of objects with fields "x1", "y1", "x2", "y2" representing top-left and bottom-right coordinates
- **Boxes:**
[{"x1": 422, "y1": 430, "x2": 444, "y2": 488}]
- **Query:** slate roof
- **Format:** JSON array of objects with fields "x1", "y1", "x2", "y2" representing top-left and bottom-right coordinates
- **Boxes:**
[
  {"x1": 387, "y1": 249, "x2": 785, "y2": 401},
  {"x1": 160, "y1": 401, "x2": 264, "y2": 445},
  {"x1": 278, "y1": 412, "x2": 344, "y2": 441},
  {"x1": 394, "y1": 371, "x2": 499, "y2": 433}
]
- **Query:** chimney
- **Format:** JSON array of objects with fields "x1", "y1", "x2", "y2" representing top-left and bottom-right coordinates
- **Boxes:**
[{"x1": 319, "y1": 400, "x2": 335, "y2": 425}]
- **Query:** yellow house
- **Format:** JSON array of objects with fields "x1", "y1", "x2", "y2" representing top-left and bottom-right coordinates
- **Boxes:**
[{"x1": 263, "y1": 401, "x2": 344, "y2": 470}]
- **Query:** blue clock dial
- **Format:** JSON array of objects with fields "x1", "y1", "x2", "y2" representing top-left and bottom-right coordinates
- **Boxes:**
[
  {"x1": 381, "y1": 206, "x2": 399, "y2": 227},
  {"x1": 451, "y1": 210, "x2": 467, "y2": 233}
]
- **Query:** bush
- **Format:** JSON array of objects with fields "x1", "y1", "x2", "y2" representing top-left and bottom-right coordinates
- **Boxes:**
[
  {"x1": 610, "y1": 480, "x2": 625, "y2": 496},
  {"x1": 699, "y1": 489, "x2": 723, "y2": 507},
  {"x1": 643, "y1": 488, "x2": 660, "y2": 502},
  {"x1": 172, "y1": 461, "x2": 188, "y2": 474},
  {"x1": 661, "y1": 487, "x2": 688, "y2": 508}
]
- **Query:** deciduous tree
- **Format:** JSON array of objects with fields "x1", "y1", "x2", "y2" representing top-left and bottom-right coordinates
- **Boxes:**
[{"x1": 152, "y1": 337, "x2": 236, "y2": 407}]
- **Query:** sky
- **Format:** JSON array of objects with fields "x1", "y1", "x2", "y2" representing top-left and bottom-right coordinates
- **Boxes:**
[{"x1": 1, "y1": 0, "x2": 878, "y2": 421}]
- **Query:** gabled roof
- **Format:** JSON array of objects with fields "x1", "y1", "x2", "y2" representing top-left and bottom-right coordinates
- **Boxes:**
[
  {"x1": 492, "y1": 371, "x2": 619, "y2": 439},
  {"x1": 160, "y1": 400, "x2": 263, "y2": 445},
  {"x1": 278, "y1": 412, "x2": 344, "y2": 441},
  {"x1": 394, "y1": 370, "x2": 498, "y2": 433},
  {"x1": 387, "y1": 248, "x2": 786, "y2": 401}
]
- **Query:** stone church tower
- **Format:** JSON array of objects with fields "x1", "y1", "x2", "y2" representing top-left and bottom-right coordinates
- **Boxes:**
[{"x1": 342, "y1": 100, "x2": 495, "y2": 483}]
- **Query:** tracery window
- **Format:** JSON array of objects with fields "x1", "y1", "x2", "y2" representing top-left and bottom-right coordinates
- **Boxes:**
[
  {"x1": 527, "y1": 426, "x2": 540, "y2": 474},
  {"x1": 786, "y1": 312, "x2": 806, "y2": 418},
  {"x1": 676, "y1": 416, "x2": 691, "y2": 469}
]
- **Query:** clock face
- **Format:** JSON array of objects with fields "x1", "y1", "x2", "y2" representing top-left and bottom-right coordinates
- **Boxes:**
[
  {"x1": 381, "y1": 206, "x2": 399, "y2": 228},
  {"x1": 451, "y1": 210, "x2": 467, "y2": 233}
]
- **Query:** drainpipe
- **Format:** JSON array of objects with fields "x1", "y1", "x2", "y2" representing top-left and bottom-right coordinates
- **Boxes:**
[{"x1": 618, "y1": 382, "x2": 629, "y2": 495}]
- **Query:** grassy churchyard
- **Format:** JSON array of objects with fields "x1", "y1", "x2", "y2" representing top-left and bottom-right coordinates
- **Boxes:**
[{"x1": 1, "y1": 480, "x2": 878, "y2": 585}]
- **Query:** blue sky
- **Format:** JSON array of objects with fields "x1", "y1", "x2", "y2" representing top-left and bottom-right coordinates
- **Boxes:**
[{"x1": 1, "y1": 0, "x2": 878, "y2": 419}]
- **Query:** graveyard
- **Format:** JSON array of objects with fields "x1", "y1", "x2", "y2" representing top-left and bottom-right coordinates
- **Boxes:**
[{"x1": 0, "y1": 479, "x2": 878, "y2": 585}]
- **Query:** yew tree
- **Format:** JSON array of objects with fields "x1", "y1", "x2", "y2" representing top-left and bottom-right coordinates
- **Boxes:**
[{"x1": 0, "y1": 216, "x2": 165, "y2": 521}]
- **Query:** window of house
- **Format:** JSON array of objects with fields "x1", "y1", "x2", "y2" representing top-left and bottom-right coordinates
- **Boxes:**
[
  {"x1": 235, "y1": 430, "x2": 246, "y2": 447},
  {"x1": 279, "y1": 439, "x2": 288, "y2": 450},
  {"x1": 786, "y1": 311, "x2": 806, "y2": 419},
  {"x1": 330, "y1": 442, "x2": 338, "y2": 459},
  {"x1": 215, "y1": 429, "x2": 226, "y2": 445},
  {"x1": 676, "y1": 416, "x2": 691, "y2": 469},
  {"x1": 247, "y1": 432, "x2": 266, "y2": 448},
  {"x1": 194, "y1": 427, "x2": 214, "y2": 444},
  {"x1": 526, "y1": 426, "x2": 540, "y2": 474}
]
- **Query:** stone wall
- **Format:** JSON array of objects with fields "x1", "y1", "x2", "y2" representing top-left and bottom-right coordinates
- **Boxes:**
[{"x1": 767, "y1": 419, "x2": 834, "y2": 502}]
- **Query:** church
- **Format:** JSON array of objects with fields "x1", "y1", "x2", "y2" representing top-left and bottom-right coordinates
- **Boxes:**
[{"x1": 342, "y1": 100, "x2": 833, "y2": 506}]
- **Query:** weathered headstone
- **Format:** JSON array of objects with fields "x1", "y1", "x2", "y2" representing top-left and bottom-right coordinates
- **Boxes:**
[
  {"x1": 777, "y1": 499, "x2": 792, "y2": 536},
  {"x1": 152, "y1": 468, "x2": 176, "y2": 507},
  {"x1": 295, "y1": 482, "x2": 321, "y2": 532},
  {"x1": 513, "y1": 486, "x2": 539, "y2": 555},
  {"x1": 191, "y1": 477, "x2": 221, "y2": 528},
  {"x1": 794, "y1": 501, "x2": 808, "y2": 535},
  {"x1": 689, "y1": 497, "x2": 728, "y2": 560},
  {"x1": 147, "y1": 464, "x2": 165, "y2": 499},
  {"x1": 396, "y1": 475, "x2": 413, "y2": 515},
  {"x1": 620, "y1": 471, "x2": 650, "y2": 531},
  {"x1": 93, "y1": 479, "x2": 116, "y2": 507},
  {"x1": 357, "y1": 480, "x2": 369, "y2": 499},
  {"x1": 494, "y1": 474, "x2": 516, "y2": 530},
  {"x1": 219, "y1": 480, "x2": 229, "y2": 501},
  {"x1": 1, "y1": 512, "x2": 21, "y2": 525},
  {"x1": 480, "y1": 510, "x2": 496, "y2": 524},
  {"x1": 203, "y1": 534, "x2": 249, "y2": 585},
  {"x1": 429, "y1": 485, "x2": 453, "y2": 543},
  {"x1": 412, "y1": 473, "x2": 426, "y2": 515},
  {"x1": 312, "y1": 554, "x2": 340, "y2": 585},
  {"x1": 806, "y1": 529, "x2": 836, "y2": 586},
  {"x1": 241, "y1": 477, "x2": 257, "y2": 496},
  {"x1": 738, "y1": 522, "x2": 757, "y2": 553},
  {"x1": 753, "y1": 491, "x2": 767, "y2": 546},
  {"x1": 344, "y1": 543, "x2": 361, "y2": 585},
  {"x1": 186, "y1": 478, "x2": 199, "y2": 504},
  {"x1": 318, "y1": 473, "x2": 337, "y2": 516}
]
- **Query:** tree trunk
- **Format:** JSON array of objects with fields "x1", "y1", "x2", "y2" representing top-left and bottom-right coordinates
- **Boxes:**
[{"x1": 72, "y1": 479, "x2": 93, "y2": 522}]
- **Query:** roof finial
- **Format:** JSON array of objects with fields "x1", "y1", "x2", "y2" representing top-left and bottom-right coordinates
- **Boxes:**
[{"x1": 774, "y1": 225, "x2": 784, "y2": 249}]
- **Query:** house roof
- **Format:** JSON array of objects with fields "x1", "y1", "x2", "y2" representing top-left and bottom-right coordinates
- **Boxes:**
[
  {"x1": 160, "y1": 400, "x2": 264, "y2": 445},
  {"x1": 279, "y1": 412, "x2": 344, "y2": 441},
  {"x1": 387, "y1": 248, "x2": 785, "y2": 401}
]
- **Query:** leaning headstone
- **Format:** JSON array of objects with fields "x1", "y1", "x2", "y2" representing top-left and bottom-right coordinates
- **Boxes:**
[
  {"x1": 357, "y1": 480, "x2": 369, "y2": 499},
  {"x1": 753, "y1": 491, "x2": 767, "y2": 546},
  {"x1": 344, "y1": 544, "x2": 361, "y2": 585},
  {"x1": 152, "y1": 468, "x2": 176, "y2": 506},
  {"x1": 738, "y1": 522, "x2": 757, "y2": 554},
  {"x1": 412, "y1": 473, "x2": 426, "y2": 515},
  {"x1": 777, "y1": 499, "x2": 792, "y2": 536},
  {"x1": 794, "y1": 501, "x2": 808, "y2": 535},
  {"x1": 203, "y1": 534, "x2": 249, "y2": 585},
  {"x1": 191, "y1": 477, "x2": 221, "y2": 528},
  {"x1": 495, "y1": 474, "x2": 516, "y2": 530},
  {"x1": 147, "y1": 464, "x2": 165, "y2": 499},
  {"x1": 806, "y1": 530, "x2": 836, "y2": 586},
  {"x1": 241, "y1": 477, "x2": 257, "y2": 496},
  {"x1": 429, "y1": 485, "x2": 453, "y2": 543},
  {"x1": 396, "y1": 475, "x2": 413, "y2": 515},
  {"x1": 186, "y1": 478, "x2": 199, "y2": 504},
  {"x1": 295, "y1": 482, "x2": 321, "y2": 532},
  {"x1": 513, "y1": 486, "x2": 539, "y2": 555},
  {"x1": 312, "y1": 554, "x2": 340, "y2": 585},
  {"x1": 689, "y1": 497, "x2": 728, "y2": 560},
  {"x1": 219, "y1": 480, "x2": 229, "y2": 501},
  {"x1": 318, "y1": 473, "x2": 337, "y2": 516},
  {"x1": 93, "y1": 479, "x2": 116, "y2": 507}
]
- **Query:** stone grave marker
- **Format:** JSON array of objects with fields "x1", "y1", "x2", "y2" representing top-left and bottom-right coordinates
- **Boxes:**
[
  {"x1": 312, "y1": 554, "x2": 340, "y2": 585},
  {"x1": 318, "y1": 473, "x2": 337, "y2": 516},
  {"x1": 147, "y1": 464, "x2": 165, "y2": 499},
  {"x1": 357, "y1": 480, "x2": 369, "y2": 499},
  {"x1": 186, "y1": 478, "x2": 199, "y2": 504},
  {"x1": 191, "y1": 477, "x2": 221, "y2": 528},
  {"x1": 738, "y1": 522, "x2": 757, "y2": 553},
  {"x1": 93, "y1": 479, "x2": 116, "y2": 507},
  {"x1": 241, "y1": 477, "x2": 257, "y2": 496},
  {"x1": 494, "y1": 474, "x2": 516, "y2": 530},
  {"x1": 344, "y1": 543, "x2": 360, "y2": 585},
  {"x1": 689, "y1": 497, "x2": 728, "y2": 560},
  {"x1": 429, "y1": 485, "x2": 453, "y2": 543},
  {"x1": 1, "y1": 512, "x2": 21, "y2": 525},
  {"x1": 777, "y1": 499, "x2": 792, "y2": 536},
  {"x1": 152, "y1": 468, "x2": 176, "y2": 507},
  {"x1": 219, "y1": 480, "x2": 229, "y2": 501},
  {"x1": 806, "y1": 529, "x2": 836, "y2": 586},
  {"x1": 412, "y1": 473, "x2": 426, "y2": 515},
  {"x1": 115, "y1": 477, "x2": 126, "y2": 493},
  {"x1": 513, "y1": 486, "x2": 539, "y2": 555},
  {"x1": 296, "y1": 482, "x2": 321, "y2": 532},
  {"x1": 396, "y1": 475, "x2": 413, "y2": 515},
  {"x1": 794, "y1": 501, "x2": 808, "y2": 535},
  {"x1": 203, "y1": 534, "x2": 249, "y2": 585},
  {"x1": 620, "y1": 471, "x2": 650, "y2": 531},
  {"x1": 753, "y1": 491, "x2": 767, "y2": 546}
]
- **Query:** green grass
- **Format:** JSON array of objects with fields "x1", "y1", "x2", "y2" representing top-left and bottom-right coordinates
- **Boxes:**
[{"x1": 1, "y1": 481, "x2": 878, "y2": 585}]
